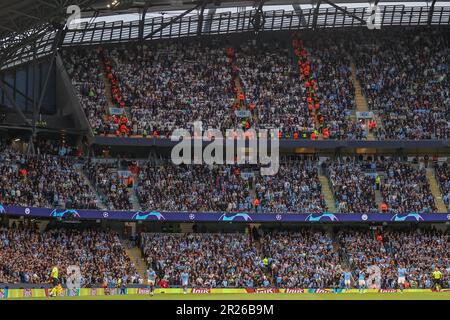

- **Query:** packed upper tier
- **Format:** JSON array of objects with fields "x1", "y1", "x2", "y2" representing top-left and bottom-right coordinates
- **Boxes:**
[{"x1": 63, "y1": 29, "x2": 450, "y2": 140}]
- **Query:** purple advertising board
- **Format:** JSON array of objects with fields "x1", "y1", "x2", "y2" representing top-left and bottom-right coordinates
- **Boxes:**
[{"x1": 1, "y1": 205, "x2": 449, "y2": 222}]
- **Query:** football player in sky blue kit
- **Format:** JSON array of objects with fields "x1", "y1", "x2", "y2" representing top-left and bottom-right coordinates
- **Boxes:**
[
  {"x1": 397, "y1": 264, "x2": 407, "y2": 293},
  {"x1": 343, "y1": 270, "x2": 353, "y2": 293},
  {"x1": 147, "y1": 268, "x2": 157, "y2": 296},
  {"x1": 181, "y1": 269, "x2": 190, "y2": 295},
  {"x1": 358, "y1": 271, "x2": 366, "y2": 294}
]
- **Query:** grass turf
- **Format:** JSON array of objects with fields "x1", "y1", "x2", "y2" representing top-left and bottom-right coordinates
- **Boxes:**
[{"x1": 13, "y1": 292, "x2": 450, "y2": 300}]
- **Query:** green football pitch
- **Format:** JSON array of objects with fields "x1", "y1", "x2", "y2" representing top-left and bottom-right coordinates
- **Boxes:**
[{"x1": 13, "y1": 292, "x2": 450, "y2": 300}]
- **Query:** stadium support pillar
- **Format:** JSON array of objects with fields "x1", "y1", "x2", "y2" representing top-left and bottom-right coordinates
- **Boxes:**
[
  {"x1": 250, "y1": 0, "x2": 266, "y2": 34},
  {"x1": 321, "y1": 0, "x2": 367, "y2": 25},
  {"x1": 30, "y1": 41, "x2": 38, "y2": 154},
  {"x1": 33, "y1": 28, "x2": 63, "y2": 134},
  {"x1": 138, "y1": 6, "x2": 148, "y2": 42},
  {"x1": 142, "y1": 4, "x2": 202, "y2": 40},
  {"x1": 428, "y1": 0, "x2": 437, "y2": 25},
  {"x1": 203, "y1": 8, "x2": 216, "y2": 34},
  {"x1": 197, "y1": 1, "x2": 208, "y2": 36},
  {"x1": 27, "y1": 134, "x2": 35, "y2": 155},
  {"x1": 292, "y1": 4, "x2": 308, "y2": 27},
  {"x1": 312, "y1": 1, "x2": 322, "y2": 30}
]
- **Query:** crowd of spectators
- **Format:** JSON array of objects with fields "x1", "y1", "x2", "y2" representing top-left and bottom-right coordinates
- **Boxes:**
[
  {"x1": 135, "y1": 157, "x2": 327, "y2": 213},
  {"x1": 326, "y1": 158, "x2": 377, "y2": 213},
  {"x1": 261, "y1": 230, "x2": 340, "y2": 288},
  {"x1": 0, "y1": 224, "x2": 447, "y2": 289},
  {"x1": 0, "y1": 224, "x2": 140, "y2": 286},
  {"x1": 140, "y1": 228, "x2": 448, "y2": 289},
  {"x1": 436, "y1": 162, "x2": 450, "y2": 210},
  {"x1": 64, "y1": 48, "x2": 110, "y2": 134},
  {"x1": 338, "y1": 228, "x2": 449, "y2": 289},
  {"x1": 34, "y1": 139, "x2": 82, "y2": 157},
  {"x1": 0, "y1": 149, "x2": 98, "y2": 209},
  {"x1": 65, "y1": 29, "x2": 449, "y2": 140},
  {"x1": 141, "y1": 233, "x2": 266, "y2": 288},
  {"x1": 307, "y1": 35, "x2": 364, "y2": 139},
  {"x1": 104, "y1": 41, "x2": 236, "y2": 137},
  {"x1": 353, "y1": 29, "x2": 450, "y2": 140},
  {"x1": 1, "y1": 143, "x2": 447, "y2": 214},
  {"x1": 380, "y1": 161, "x2": 437, "y2": 213},
  {"x1": 236, "y1": 40, "x2": 315, "y2": 137},
  {"x1": 254, "y1": 161, "x2": 326, "y2": 213},
  {"x1": 84, "y1": 162, "x2": 132, "y2": 210},
  {"x1": 136, "y1": 163, "x2": 252, "y2": 212}
]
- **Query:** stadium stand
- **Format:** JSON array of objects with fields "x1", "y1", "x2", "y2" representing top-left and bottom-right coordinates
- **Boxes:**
[
  {"x1": 254, "y1": 159, "x2": 326, "y2": 213},
  {"x1": 84, "y1": 161, "x2": 133, "y2": 210},
  {"x1": 436, "y1": 162, "x2": 450, "y2": 210},
  {"x1": 380, "y1": 161, "x2": 437, "y2": 213},
  {"x1": 0, "y1": 224, "x2": 140, "y2": 286},
  {"x1": 0, "y1": 148, "x2": 99, "y2": 210},
  {"x1": 136, "y1": 163, "x2": 252, "y2": 212},
  {"x1": 306, "y1": 35, "x2": 363, "y2": 140},
  {"x1": 353, "y1": 29, "x2": 450, "y2": 140},
  {"x1": 235, "y1": 40, "x2": 314, "y2": 138},
  {"x1": 64, "y1": 48, "x2": 110, "y2": 135},
  {"x1": 338, "y1": 228, "x2": 449, "y2": 289},
  {"x1": 137, "y1": 227, "x2": 449, "y2": 289},
  {"x1": 141, "y1": 233, "x2": 266, "y2": 288},
  {"x1": 325, "y1": 157, "x2": 377, "y2": 213},
  {"x1": 261, "y1": 230, "x2": 340, "y2": 288},
  {"x1": 63, "y1": 29, "x2": 450, "y2": 140},
  {"x1": 1, "y1": 141, "x2": 448, "y2": 214},
  {"x1": 0, "y1": 1, "x2": 449, "y2": 298}
]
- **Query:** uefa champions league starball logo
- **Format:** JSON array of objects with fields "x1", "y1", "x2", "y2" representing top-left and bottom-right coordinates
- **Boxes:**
[
  {"x1": 391, "y1": 213, "x2": 424, "y2": 222},
  {"x1": 50, "y1": 209, "x2": 81, "y2": 218},
  {"x1": 189, "y1": 214, "x2": 195, "y2": 220},
  {"x1": 132, "y1": 211, "x2": 165, "y2": 221},
  {"x1": 218, "y1": 213, "x2": 253, "y2": 222},
  {"x1": 305, "y1": 213, "x2": 339, "y2": 222},
  {"x1": 361, "y1": 214, "x2": 368, "y2": 221}
]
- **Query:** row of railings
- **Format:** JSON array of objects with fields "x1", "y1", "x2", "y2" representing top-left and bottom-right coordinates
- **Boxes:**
[
  {"x1": 63, "y1": 5, "x2": 450, "y2": 45},
  {"x1": 3, "y1": 5, "x2": 450, "y2": 72}
]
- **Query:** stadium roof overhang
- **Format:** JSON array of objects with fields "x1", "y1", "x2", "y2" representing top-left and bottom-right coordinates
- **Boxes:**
[
  {"x1": 1, "y1": 1, "x2": 440, "y2": 34},
  {"x1": 1, "y1": 0, "x2": 449, "y2": 70},
  {"x1": 0, "y1": 0, "x2": 447, "y2": 37},
  {"x1": 1, "y1": 1, "x2": 447, "y2": 38},
  {"x1": 81, "y1": 1, "x2": 449, "y2": 16}
]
